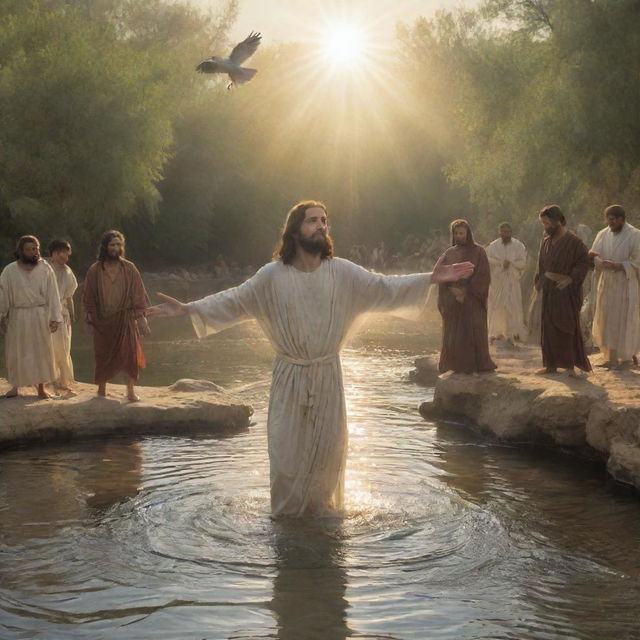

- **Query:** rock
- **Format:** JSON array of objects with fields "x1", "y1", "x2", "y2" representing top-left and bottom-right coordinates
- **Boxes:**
[
  {"x1": 420, "y1": 365, "x2": 640, "y2": 492},
  {"x1": 418, "y1": 399, "x2": 440, "y2": 420},
  {"x1": 168, "y1": 378, "x2": 226, "y2": 393},
  {"x1": 411, "y1": 354, "x2": 440, "y2": 386},
  {"x1": 0, "y1": 378, "x2": 252, "y2": 449}
]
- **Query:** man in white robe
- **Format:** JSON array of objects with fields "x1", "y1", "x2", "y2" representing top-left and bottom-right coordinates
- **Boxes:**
[
  {"x1": 0, "y1": 235, "x2": 62, "y2": 399},
  {"x1": 148, "y1": 200, "x2": 475, "y2": 517},
  {"x1": 589, "y1": 205, "x2": 640, "y2": 368},
  {"x1": 47, "y1": 239, "x2": 78, "y2": 390},
  {"x1": 486, "y1": 222, "x2": 527, "y2": 343}
]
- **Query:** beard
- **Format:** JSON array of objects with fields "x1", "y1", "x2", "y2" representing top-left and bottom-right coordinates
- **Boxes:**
[
  {"x1": 106, "y1": 250, "x2": 123, "y2": 261},
  {"x1": 299, "y1": 231, "x2": 330, "y2": 255},
  {"x1": 20, "y1": 254, "x2": 39, "y2": 265},
  {"x1": 546, "y1": 224, "x2": 559, "y2": 236}
]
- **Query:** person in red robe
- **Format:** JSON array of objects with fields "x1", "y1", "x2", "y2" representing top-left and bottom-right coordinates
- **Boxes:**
[
  {"x1": 82, "y1": 230, "x2": 150, "y2": 401},
  {"x1": 437, "y1": 219, "x2": 496, "y2": 374},
  {"x1": 535, "y1": 205, "x2": 591, "y2": 375}
]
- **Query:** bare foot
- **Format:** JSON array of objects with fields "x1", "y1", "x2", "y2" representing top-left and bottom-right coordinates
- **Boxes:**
[
  {"x1": 37, "y1": 384, "x2": 52, "y2": 400},
  {"x1": 4, "y1": 387, "x2": 18, "y2": 399},
  {"x1": 535, "y1": 367, "x2": 557, "y2": 375},
  {"x1": 127, "y1": 393, "x2": 140, "y2": 402},
  {"x1": 596, "y1": 361, "x2": 613, "y2": 368}
]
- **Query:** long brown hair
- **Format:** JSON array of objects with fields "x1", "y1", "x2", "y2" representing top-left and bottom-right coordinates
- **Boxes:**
[
  {"x1": 450, "y1": 219, "x2": 474, "y2": 246},
  {"x1": 15, "y1": 235, "x2": 40, "y2": 260},
  {"x1": 273, "y1": 200, "x2": 334, "y2": 265},
  {"x1": 97, "y1": 230, "x2": 126, "y2": 261}
]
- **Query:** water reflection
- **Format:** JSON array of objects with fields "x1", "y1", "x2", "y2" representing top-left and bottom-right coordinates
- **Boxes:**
[
  {"x1": 270, "y1": 519, "x2": 351, "y2": 640},
  {"x1": 0, "y1": 439, "x2": 142, "y2": 546}
]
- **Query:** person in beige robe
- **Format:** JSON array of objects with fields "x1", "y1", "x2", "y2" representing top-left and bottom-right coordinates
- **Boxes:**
[
  {"x1": 486, "y1": 222, "x2": 527, "y2": 343},
  {"x1": 0, "y1": 236, "x2": 62, "y2": 399},
  {"x1": 148, "y1": 200, "x2": 475, "y2": 517},
  {"x1": 589, "y1": 205, "x2": 640, "y2": 368},
  {"x1": 47, "y1": 239, "x2": 78, "y2": 390}
]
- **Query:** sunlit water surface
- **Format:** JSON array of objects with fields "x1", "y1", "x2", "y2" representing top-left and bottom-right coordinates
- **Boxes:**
[{"x1": 1, "y1": 318, "x2": 639, "y2": 639}]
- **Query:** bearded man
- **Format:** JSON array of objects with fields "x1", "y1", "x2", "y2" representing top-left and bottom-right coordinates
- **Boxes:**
[
  {"x1": 0, "y1": 235, "x2": 62, "y2": 399},
  {"x1": 535, "y1": 205, "x2": 591, "y2": 375},
  {"x1": 486, "y1": 222, "x2": 527, "y2": 344},
  {"x1": 148, "y1": 200, "x2": 475, "y2": 517},
  {"x1": 589, "y1": 205, "x2": 640, "y2": 369},
  {"x1": 436, "y1": 219, "x2": 496, "y2": 375},
  {"x1": 82, "y1": 230, "x2": 150, "y2": 402}
]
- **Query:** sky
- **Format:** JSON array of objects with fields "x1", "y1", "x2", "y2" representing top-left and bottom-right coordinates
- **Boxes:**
[{"x1": 198, "y1": 0, "x2": 479, "y2": 45}]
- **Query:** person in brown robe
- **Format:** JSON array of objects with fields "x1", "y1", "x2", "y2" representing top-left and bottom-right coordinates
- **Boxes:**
[
  {"x1": 535, "y1": 205, "x2": 591, "y2": 375},
  {"x1": 83, "y1": 230, "x2": 150, "y2": 401},
  {"x1": 437, "y1": 219, "x2": 496, "y2": 374}
]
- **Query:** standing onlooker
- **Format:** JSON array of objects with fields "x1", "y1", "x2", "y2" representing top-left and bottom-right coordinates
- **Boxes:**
[
  {"x1": 535, "y1": 205, "x2": 591, "y2": 375},
  {"x1": 486, "y1": 222, "x2": 527, "y2": 344},
  {"x1": 589, "y1": 205, "x2": 640, "y2": 369},
  {"x1": 0, "y1": 235, "x2": 62, "y2": 398},
  {"x1": 82, "y1": 230, "x2": 150, "y2": 401},
  {"x1": 47, "y1": 239, "x2": 78, "y2": 391},
  {"x1": 436, "y1": 219, "x2": 496, "y2": 374}
]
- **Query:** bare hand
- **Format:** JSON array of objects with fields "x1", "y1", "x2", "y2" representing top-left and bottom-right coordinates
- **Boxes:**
[
  {"x1": 147, "y1": 293, "x2": 189, "y2": 318},
  {"x1": 432, "y1": 261, "x2": 475, "y2": 283},
  {"x1": 49, "y1": 320, "x2": 59, "y2": 333},
  {"x1": 556, "y1": 275, "x2": 572, "y2": 290},
  {"x1": 503, "y1": 259, "x2": 510, "y2": 270},
  {"x1": 450, "y1": 286, "x2": 465, "y2": 303},
  {"x1": 137, "y1": 316, "x2": 151, "y2": 336},
  {"x1": 601, "y1": 260, "x2": 614, "y2": 270}
]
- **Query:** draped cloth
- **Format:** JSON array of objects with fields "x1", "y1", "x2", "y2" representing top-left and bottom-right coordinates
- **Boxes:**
[
  {"x1": 51, "y1": 263, "x2": 78, "y2": 386},
  {"x1": 0, "y1": 260, "x2": 62, "y2": 387},
  {"x1": 536, "y1": 231, "x2": 591, "y2": 371},
  {"x1": 83, "y1": 259, "x2": 149, "y2": 384},
  {"x1": 486, "y1": 237, "x2": 527, "y2": 340},
  {"x1": 187, "y1": 257, "x2": 432, "y2": 517},
  {"x1": 590, "y1": 223, "x2": 640, "y2": 361},
  {"x1": 436, "y1": 243, "x2": 496, "y2": 374}
]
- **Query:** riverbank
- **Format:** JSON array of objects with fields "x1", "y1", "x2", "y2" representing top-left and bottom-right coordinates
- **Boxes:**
[
  {"x1": 0, "y1": 378, "x2": 253, "y2": 449},
  {"x1": 415, "y1": 342, "x2": 640, "y2": 491}
]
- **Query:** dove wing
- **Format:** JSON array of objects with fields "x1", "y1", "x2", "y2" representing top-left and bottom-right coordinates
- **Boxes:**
[{"x1": 229, "y1": 32, "x2": 261, "y2": 64}]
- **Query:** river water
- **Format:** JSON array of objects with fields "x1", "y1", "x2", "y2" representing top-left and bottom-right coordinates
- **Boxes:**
[{"x1": 1, "y1": 317, "x2": 639, "y2": 639}]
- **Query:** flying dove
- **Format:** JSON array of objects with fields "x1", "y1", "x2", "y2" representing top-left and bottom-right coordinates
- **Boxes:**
[{"x1": 196, "y1": 32, "x2": 262, "y2": 89}]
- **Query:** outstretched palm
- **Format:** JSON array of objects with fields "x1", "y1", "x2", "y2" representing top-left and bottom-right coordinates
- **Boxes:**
[{"x1": 147, "y1": 293, "x2": 188, "y2": 318}]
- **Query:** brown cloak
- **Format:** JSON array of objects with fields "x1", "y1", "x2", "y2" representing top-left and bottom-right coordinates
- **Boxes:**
[
  {"x1": 536, "y1": 230, "x2": 591, "y2": 371},
  {"x1": 83, "y1": 259, "x2": 150, "y2": 383},
  {"x1": 437, "y1": 243, "x2": 496, "y2": 374}
]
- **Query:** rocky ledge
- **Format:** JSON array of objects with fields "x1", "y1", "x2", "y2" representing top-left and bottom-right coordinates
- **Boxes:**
[
  {"x1": 415, "y1": 349, "x2": 640, "y2": 491},
  {"x1": 0, "y1": 378, "x2": 253, "y2": 449}
]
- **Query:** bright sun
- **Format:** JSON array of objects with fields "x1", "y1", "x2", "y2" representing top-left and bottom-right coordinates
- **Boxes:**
[{"x1": 323, "y1": 24, "x2": 368, "y2": 67}]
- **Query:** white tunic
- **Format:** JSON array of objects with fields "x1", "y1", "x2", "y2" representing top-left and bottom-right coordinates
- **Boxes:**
[
  {"x1": 0, "y1": 260, "x2": 63, "y2": 387},
  {"x1": 486, "y1": 237, "x2": 527, "y2": 340},
  {"x1": 50, "y1": 263, "x2": 78, "y2": 386},
  {"x1": 590, "y1": 223, "x2": 640, "y2": 360},
  {"x1": 188, "y1": 258, "x2": 431, "y2": 516}
]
